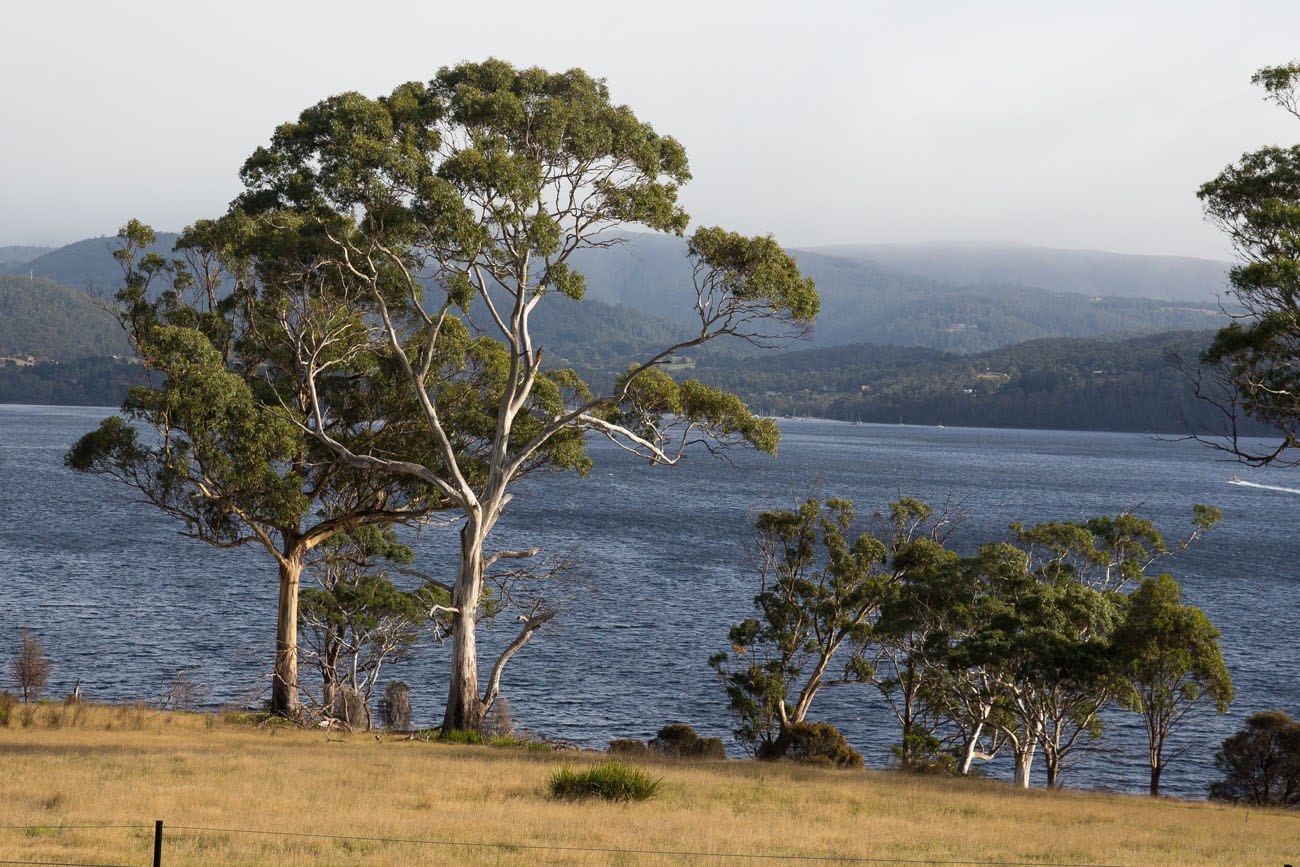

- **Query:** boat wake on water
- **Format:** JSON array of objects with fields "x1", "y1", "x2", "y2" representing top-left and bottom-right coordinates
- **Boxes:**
[{"x1": 1227, "y1": 476, "x2": 1300, "y2": 495}]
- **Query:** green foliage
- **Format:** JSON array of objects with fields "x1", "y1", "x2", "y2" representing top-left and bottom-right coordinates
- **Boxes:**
[
  {"x1": 1209, "y1": 710, "x2": 1300, "y2": 806},
  {"x1": 1114, "y1": 573, "x2": 1232, "y2": 793},
  {"x1": 889, "y1": 728, "x2": 956, "y2": 775},
  {"x1": 547, "y1": 762, "x2": 664, "y2": 802},
  {"x1": 687, "y1": 227, "x2": 819, "y2": 330},
  {"x1": 1115, "y1": 574, "x2": 1233, "y2": 717},
  {"x1": 67, "y1": 323, "x2": 307, "y2": 544},
  {"x1": 717, "y1": 492, "x2": 1221, "y2": 787}
]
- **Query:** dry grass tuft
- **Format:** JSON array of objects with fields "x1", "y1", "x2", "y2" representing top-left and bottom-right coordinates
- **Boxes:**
[{"x1": 0, "y1": 704, "x2": 1297, "y2": 865}]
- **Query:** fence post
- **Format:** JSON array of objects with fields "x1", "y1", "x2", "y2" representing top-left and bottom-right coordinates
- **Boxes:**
[{"x1": 152, "y1": 819, "x2": 163, "y2": 867}]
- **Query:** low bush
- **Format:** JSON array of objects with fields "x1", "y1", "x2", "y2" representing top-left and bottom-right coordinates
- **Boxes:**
[
  {"x1": 650, "y1": 723, "x2": 726, "y2": 759},
  {"x1": 762, "y1": 722, "x2": 864, "y2": 769},
  {"x1": 609, "y1": 738, "x2": 650, "y2": 756},
  {"x1": 891, "y1": 730, "x2": 957, "y2": 775},
  {"x1": 547, "y1": 762, "x2": 663, "y2": 803}
]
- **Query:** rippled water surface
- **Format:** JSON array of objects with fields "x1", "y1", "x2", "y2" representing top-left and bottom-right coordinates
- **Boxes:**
[{"x1": 2, "y1": 404, "x2": 1296, "y2": 797}]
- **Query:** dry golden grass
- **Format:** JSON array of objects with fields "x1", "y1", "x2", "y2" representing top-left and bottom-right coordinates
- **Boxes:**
[{"x1": 0, "y1": 703, "x2": 1297, "y2": 866}]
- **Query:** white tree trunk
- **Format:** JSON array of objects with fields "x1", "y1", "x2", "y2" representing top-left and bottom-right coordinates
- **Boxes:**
[
  {"x1": 959, "y1": 722, "x2": 985, "y2": 775},
  {"x1": 272, "y1": 555, "x2": 304, "y2": 717},
  {"x1": 1014, "y1": 743, "x2": 1036, "y2": 789},
  {"x1": 443, "y1": 522, "x2": 486, "y2": 732}
]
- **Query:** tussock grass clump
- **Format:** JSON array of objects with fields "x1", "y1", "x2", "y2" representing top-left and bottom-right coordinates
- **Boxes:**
[
  {"x1": 439, "y1": 728, "x2": 488, "y2": 745},
  {"x1": 548, "y1": 762, "x2": 663, "y2": 803}
]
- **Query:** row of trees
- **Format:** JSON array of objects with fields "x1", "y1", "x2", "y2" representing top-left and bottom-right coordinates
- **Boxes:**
[{"x1": 711, "y1": 497, "x2": 1232, "y2": 796}]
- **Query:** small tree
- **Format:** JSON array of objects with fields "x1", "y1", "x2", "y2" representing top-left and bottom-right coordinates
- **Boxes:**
[
  {"x1": 1114, "y1": 573, "x2": 1233, "y2": 797},
  {"x1": 12, "y1": 628, "x2": 51, "y2": 703},
  {"x1": 710, "y1": 498, "x2": 888, "y2": 755},
  {"x1": 299, "y1": 527, "x2": 430, "y2": 729},
  {"x1": 952, "y1": 541, "x2": 1124, "y2": 790},
  {"x1": 985, "y1": 507, "x2": 1220, "y2": 789},
  {"x1": 1209, "y1": 710, "x2": 1300, "y2": 806},
  {"x1": 867, "y1": 512, "x2": 966, "y2": 773},
  {"x1": 66, "y1": 223, "x2": 443, "y2": 717}
]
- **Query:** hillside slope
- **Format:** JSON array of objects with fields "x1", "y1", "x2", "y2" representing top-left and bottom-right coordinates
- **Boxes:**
[{"x1": 0, "y1": 276, "x2": 127, "y2": 359}]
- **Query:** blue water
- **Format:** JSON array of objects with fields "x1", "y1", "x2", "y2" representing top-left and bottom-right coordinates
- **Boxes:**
[{"x1": 1, "y1": 404, "x2": 1296, "y2": 798}]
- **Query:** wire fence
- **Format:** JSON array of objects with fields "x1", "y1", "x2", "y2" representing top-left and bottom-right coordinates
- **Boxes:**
[{"x1": 0, "y1": 820, "x2": 1158, "y2": 867}]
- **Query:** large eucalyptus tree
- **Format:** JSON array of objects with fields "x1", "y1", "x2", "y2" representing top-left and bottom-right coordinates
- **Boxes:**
[
  {"x1": 229, "y1": 59, "x2": 819, "y2": 731},
  {"x1": 1194, "y1": 62, "x2": 1300, "y2": 464},
  {"x1": 66, "y1": 221, "x2": 443, "y2": 717}
]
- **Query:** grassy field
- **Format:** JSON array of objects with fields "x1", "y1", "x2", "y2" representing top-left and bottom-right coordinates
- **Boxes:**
[{"x1": 0, "y1": 703, "x2": 1297, "y2": 866}]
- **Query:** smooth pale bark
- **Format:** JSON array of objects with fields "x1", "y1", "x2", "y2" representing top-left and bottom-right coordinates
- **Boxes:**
[
  {"x1": 443, "y1": 524, "x2": 486, "y2": 732},
  {"x1": 1014, "y1": 744, "x2": 1036, "y2": 789},
  {"x1": 958, "y1": 722, "x2": 985, "y2": 775},
  {"x1": 1150, "y1": 761, "x2": 1163, "y2": 797},
  {"x1": 272, "y1": 556, "x2": 304, "y2": 716},
  {"x1": 483, "y1": 609, "x2": 555, "y2": 713}
]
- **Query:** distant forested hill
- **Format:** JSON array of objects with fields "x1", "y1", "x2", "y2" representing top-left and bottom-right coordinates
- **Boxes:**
[
  {"x1": 0, "y1": 276, "x2": 127, "y2": 359},
  {"x1": 692, "y1": 330, "x2": 1260, "y2": 435},
  {"x1": 810, "y1": 241, "x2": 1231, "y2": 304},
  {"x1": 0, "y1": 357, "x2": 145, "y2": 406},
  {"x1": 9, "y1": 233, "x2": 179, "y2": 291}
]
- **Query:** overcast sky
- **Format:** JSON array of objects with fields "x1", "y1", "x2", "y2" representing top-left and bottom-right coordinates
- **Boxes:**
[{"x1": 2, "y1": 1, "x2": 1297, "y2": 259}]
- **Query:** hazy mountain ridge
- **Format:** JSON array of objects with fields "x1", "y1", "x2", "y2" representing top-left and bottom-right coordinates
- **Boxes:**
[
  {"x1": 0, "y1": 230, "x2": 1227, "y2": 366},
  {"x1": 810, "y1": 241, "x2": 1232, "y2": 304},
  {"x1": 568, "y1": 234, "x2": 1225, "y2": 352},
  {"x1": 0, "y1": 245, "x2": 54, "y2": 271},
  {"x1": 8, "y1": 233, "x2": 180, "y2": 291}
]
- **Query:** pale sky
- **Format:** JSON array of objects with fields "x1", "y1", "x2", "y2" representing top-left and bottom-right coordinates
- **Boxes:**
[{"x1": 2, "y1": 0, "x2": 1297, "y2": 259}]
